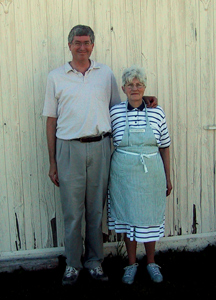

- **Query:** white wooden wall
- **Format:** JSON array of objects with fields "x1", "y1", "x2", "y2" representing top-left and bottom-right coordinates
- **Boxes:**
[{"x1": 0, "y1": 0, "x2": 216, "y2": 253}]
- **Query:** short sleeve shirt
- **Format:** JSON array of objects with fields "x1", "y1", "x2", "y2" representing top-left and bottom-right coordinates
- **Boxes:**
[
  {"x1": 43, "y1": 60, "x2": 121, "y2": 140},
  {"x1": 110, "y1": 101, "x2": 171, "y2": 148}
]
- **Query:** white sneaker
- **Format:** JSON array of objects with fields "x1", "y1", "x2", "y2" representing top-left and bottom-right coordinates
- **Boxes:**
[
  {"x1": 62, "y1": 266, "x2": 80, "y2": 286},
  {"x1": 122, "y1": 263, "x2": 139, "y2": 285},
  {"x1": 89, "y1": 266, "x2": 108, "y2": 281},
  {"x1": 147, "y1": 263, "x2": 163, "y2": 283}
]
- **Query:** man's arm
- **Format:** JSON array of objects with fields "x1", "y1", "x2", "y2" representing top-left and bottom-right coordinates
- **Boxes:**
[
  {"x1": 159, "y1": 147, "x2": 172, "y2": 196},
  {"x1": 143, "y1": 96, "x2": 158, "y2": 108},
  {"x1": 110, "y1": 72, "x2": 121, "y2": 108},
  {"x1": 46, "y1": 117, "x2": 59, "y2": 187}
]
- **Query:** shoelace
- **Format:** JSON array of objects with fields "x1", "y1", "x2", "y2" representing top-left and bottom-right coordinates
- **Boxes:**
[
  {"x1": 124, "y1": 264, "x2": 138, "y2": 277},
  {"x1": 92, "y1": 266, "x2": 103, "y2": 275},
  {"x1": 65, "y1": 266, "x2": 78, "y2": 278},
  {"x1": 150, "y1": 264, "x2": 161, "y2": 276}
]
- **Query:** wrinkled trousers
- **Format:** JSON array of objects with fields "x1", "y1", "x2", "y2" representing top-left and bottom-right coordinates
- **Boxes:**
[{"x1": 56, "y1": 137, "x2": 111, "y2": 269}]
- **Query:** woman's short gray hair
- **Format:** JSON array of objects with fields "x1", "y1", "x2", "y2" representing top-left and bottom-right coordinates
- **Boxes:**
[
  {"x1": 122, "y1": 65, "x2": 147, "y2": 87},
  {"x1": 68, "y1": 25, "x2": 95, "y2": 44}
]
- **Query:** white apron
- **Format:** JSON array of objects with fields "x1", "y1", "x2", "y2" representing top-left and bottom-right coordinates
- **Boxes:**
[{"x1": 109, "y1": 101, "x2": 166, "y2": 227}]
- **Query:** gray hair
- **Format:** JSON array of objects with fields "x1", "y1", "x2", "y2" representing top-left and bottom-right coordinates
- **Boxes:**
[
  {"x1": 122, "y1": 65, "x2": 147, "y2": 87},
  {"x1": 68, "y1": 25, "x2": 95, "y2": 44}
]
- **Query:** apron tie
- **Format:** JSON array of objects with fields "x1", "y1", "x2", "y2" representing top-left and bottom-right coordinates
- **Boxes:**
[
  {"x1": 116, "y1": 149, "x2": 158, "y2": 173},
  {"x1": 140, "y1": 154, "x2": 148, "y2": 173}
]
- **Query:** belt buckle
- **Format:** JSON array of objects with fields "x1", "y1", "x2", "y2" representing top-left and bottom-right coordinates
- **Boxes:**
[{"x1": 80, "y1": 137, "x2": 86, "y2": 143}]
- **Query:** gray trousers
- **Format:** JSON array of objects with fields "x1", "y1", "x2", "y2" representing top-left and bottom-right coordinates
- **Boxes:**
[{"x1": 56, "y1": 137, "x2": 111, "y2": 269}]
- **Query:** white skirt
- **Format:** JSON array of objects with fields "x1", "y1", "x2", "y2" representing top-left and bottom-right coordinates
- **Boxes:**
[{"x1": 107, "y1": 192, "x2": 165, "y2": 243}]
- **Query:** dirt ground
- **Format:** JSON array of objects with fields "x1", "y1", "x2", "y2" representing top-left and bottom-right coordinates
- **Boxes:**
[{"x1": 1, "y1": 245, "x2": 216, "y2": 300}]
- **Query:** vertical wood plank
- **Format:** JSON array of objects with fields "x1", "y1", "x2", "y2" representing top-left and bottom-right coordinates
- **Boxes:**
[
  {"x1": 199, "y1": 0, "x2": 215, "y2": 232},
  {"x1": 14, "y1": 0, "x2": 41, "y2": 250},
  {"x1": 94, "y1": 0, "x2": 112, "y2": 67},
  {"x1": 155, "y1": 0, "x2": 174, "y2": 236},
  {"x1": 46, "y1": 0, "x2": 64, "y2": 71},
  {"x1": 214, "y1": 0, "x2": 216, "y2": 232},
  {"x1": 30, "y1": 0, "x2": 52, "y2": 249},
  {"x1": 171, "y1": 0, "x2": 188, "y2": 235},
  {"x1": 141, "y1": 0, "x2": 157, "y2": 96},
  {"x1": 0, "y1": 0, "x2": 24, "y2": 251},
  {"x1": 110, "y1": 0, "x2": 127, "y2": 100},
  {"x1": 0, "y1": 9, "x2": 11, "y2": 251},
  {"x1": 125, "y1": 0, "x2": 142, "y2": 66},
  {"x1": 78, "y1": 0, "x2": 95, "y2": 26},
  {"x1": 185, "y1": 0, "x2": 202, "y2": 234}
]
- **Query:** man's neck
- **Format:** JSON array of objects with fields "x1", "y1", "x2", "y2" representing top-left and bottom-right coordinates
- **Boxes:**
[{"x1": 70, "y1": 59, "x2": 91, "y2": 75}]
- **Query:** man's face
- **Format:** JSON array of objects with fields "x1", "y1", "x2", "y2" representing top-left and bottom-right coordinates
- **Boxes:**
[{"x1": 68, "y1": 36, "x2": 94, "y2": 62}]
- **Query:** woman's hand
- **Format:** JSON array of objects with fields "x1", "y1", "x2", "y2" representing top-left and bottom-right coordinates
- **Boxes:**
[
  {"x1": 166, "y1": 179, "x2": 172, "y2": 196},
  {"x1": 159, "y1": 147, "x2": 172, "y2": 197}
]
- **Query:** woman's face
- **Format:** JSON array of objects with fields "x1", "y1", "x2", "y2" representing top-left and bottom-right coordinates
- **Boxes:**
[{"x1": 122, "y1": 78, "x2": 146, "y2": 107}]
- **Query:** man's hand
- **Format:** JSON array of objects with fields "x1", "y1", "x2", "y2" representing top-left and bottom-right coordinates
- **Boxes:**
[
  {"x1": 143, "y1": 96, "x2": 158, "y2": 108},
  {"x1": 46, "y1": 117, "x2": 59, "y2": 187},
  {"x1": 49, "y1": 161, "x2": 59, "y2": 187}
]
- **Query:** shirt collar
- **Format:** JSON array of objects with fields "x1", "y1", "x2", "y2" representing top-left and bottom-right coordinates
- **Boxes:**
[
  {"x1": 127, "y1": 100, "x2": 145, "y2": 111},
  {"x1": 65, "y1": 59, "x2": 100, "y2": 73}
]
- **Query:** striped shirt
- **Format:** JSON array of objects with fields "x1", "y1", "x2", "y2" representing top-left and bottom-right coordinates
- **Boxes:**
[{"x1": 110, "y1": 101, "x2": 171, "y2": 148}]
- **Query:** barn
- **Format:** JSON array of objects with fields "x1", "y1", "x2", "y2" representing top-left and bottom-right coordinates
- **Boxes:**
[{"x1": 0, "y1": 0, "x2": 216, "y2": 271}]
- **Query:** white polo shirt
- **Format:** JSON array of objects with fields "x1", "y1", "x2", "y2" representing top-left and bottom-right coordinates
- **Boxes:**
[{"x1": 43, "y1": 60, "x2": 121, "y2": 140}]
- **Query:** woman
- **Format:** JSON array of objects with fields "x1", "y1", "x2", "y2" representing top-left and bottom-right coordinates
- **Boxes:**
[{"x1": 108, "y1": 66, "x2": 172, "y2": 284}]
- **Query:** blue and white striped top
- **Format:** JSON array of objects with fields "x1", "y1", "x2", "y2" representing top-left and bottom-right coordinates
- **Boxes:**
[{"x1": 110, "y1": 101, "x2": 171, "y2": 148}]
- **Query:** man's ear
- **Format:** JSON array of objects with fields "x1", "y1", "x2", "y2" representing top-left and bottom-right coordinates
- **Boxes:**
[{"x1": 68, "y1": 42, "x2": 72, "y2": 51}]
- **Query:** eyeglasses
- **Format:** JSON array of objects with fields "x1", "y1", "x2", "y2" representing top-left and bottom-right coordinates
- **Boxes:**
[
  {"x1": 125, "y1": 83, "x2": 145, "y2": 90},
  {"x1": 72, "y1": 41, "x2": 92, "y2": 47}
]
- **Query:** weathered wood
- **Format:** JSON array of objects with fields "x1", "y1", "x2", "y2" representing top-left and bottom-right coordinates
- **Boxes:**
[
  {"x1": 171, "y1": 0, "x2": 188, "y2": 236},
  {"x1": 110, "y1": 0, "x2": 127, "y2": 100},
  {"x1": 0, "y1": 1, "x2": 23, "y2": 251},
  {"x1": 14, "y1": 0, "x2": 41, "y2": 251},
  {"x1": 0, "y1": 0, "x2": 215, "y2": 254},
  {"x1": 199, "y1": 0, "x2": 215, "y2": 233},
  {"x1": 214, "y1": 0, "x2": 216, "y2": 232},
  {"x1": 185, "y1": 0, "x2": 202, "y2": 234},
  {"x1": 141, "y1": 0, "x2": 157, "y2": 97},
  {"x1": 155, "y1": 0, "x2": 174, "y2": 236},
  {"x1": 0, "y1": 11, "x2": 10, "y2": 251}
]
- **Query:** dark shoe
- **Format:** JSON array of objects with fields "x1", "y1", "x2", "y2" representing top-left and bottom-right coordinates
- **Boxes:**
[
  {"x1": 62, "y1": 266, "x2": 80, "y2": 286},
  {"x1": 89, "y1": 266, "x2": 108, "y2": 281}
]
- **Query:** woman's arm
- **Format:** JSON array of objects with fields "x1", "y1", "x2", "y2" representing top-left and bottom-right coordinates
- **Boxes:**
[{"x1": 159, "y1": 147, "x2": 172, "y2": 196}]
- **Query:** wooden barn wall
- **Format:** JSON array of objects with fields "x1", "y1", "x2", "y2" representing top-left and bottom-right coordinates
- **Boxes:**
[{"x1": 0, "y1": 0, "x2": 215, "y2": 253}]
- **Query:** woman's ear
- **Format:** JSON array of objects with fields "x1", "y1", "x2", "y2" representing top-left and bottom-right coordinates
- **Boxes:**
[{"x1": 122, "y1": 86, "x2": 126, "y2": 94}]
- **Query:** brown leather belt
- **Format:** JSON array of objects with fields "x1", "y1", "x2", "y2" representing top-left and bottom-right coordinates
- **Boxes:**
[{"x1": 74, "y1": 132, "x2": 110, "y2": 143}]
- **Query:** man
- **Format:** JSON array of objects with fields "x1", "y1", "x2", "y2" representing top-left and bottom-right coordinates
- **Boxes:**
[{"x1": 43, "y1": 25, "x2": 157, "y2": 285}]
